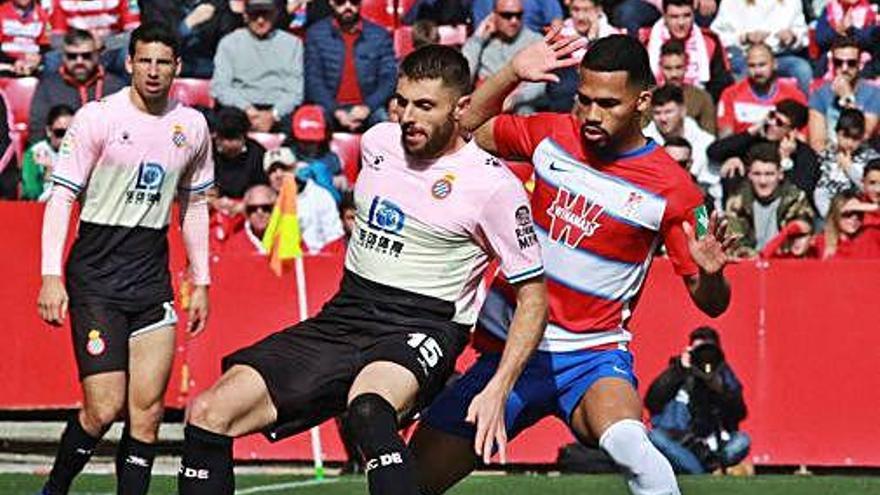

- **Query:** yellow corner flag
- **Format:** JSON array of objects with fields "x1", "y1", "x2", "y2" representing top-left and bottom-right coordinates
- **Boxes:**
[{"x1": 262, "y1": 173, "x2": 303, "y2": 275}]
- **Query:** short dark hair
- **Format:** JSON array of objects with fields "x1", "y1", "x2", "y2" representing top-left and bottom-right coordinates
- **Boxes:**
[
  {"x1": 128, "y1": 22, "x2": 181, "y2": 58},
  {"x1": 831, "y1": 34, "x2": 860, "y2": 52},
  {"x1": 63, "y1": 28, "x2": 95, "y2": 48},
  {"x1": 865, "y1": 158, "x2": 880, "y2": 176},
  {"x1": 651, "y1": 84, "x2": 684, "y2": 107},
  {"x1": 215, "y1": 107, "x2": 251, "y2": 139},
  {"x1": 836, "y1": 107, "x2": 866, "y2": 137},
  {"x1": 339, "y1": 190, "x2": 356, "y2": 214},
  {"x1": 662, "y1": 0, "x2": 693, "y2": 12},
  {"x1": 399, "y1": 44, "x2": 471, "y2": 97},
  {"x1": 664, "y1": 135, "x2": 691, "y2": 150},
  {"x1": 689, "y1": 326, "x2": 720, "y2": 345},
  {"x1": 47, "y1": 104, "x2": 75, "y2": 127},
  {"x1": 746, "y1": 141, "x2": 781, "y2": 168},
  {"x1": 775, "y1": 98, "x2": 808, "y2": 129},
  {"x1": 411, "y1": 20, "x2": 440, "y2": 49},
  {"x1": 660, "y1": 39, "x2": 686, "y2": 58},
  {"x1": 581, "y1": 34, "x2": 656, "y2": 90}
]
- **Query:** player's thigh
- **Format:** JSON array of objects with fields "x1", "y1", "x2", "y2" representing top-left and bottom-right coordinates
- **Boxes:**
[
  {"x1": 189, "y1": 364, "x2": 278, "y2": 437},
  {"x1": 348, "y1": 361, "x2": 420, "y2": 414},
  {"x1": 570, "y1": 377, "x2": 643, "y2": 444},
  {"x1": 128, "y1": 324, "x2": 176, "y2": 413},
  {"x1": 410, "y1": 425, "x2": 478, "y2": 495}
]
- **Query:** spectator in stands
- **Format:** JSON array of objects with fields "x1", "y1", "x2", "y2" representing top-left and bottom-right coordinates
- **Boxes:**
[
  {"x1": 708, "y1": 99, "x2": 819, "y2": 200},
  {"x1": 212, "y1": 106, "x2": 268, "y2": 213},
  {"x1": 646, "y1": 326, "x2": 749, "y2": 474},
  {"x1": 545, "y1": 0, "x2": 622, "y2": 112},
  {"x1": 644, "y1": 85, "x2": 720, "y2": 207},
  {"x1": 604, "y1": 0, "x2": 661, "y2": 36},
  {"x1": 812, "y1": 189, "x2": 880, "y2": 258},
  {"x1": 471, "y1": 0, "x2": 562, "y2": 34},
  {"x1": 20, "y1": 104, "x2": 72, "y2": 201},
  {"x1": 808, "y1": 36, "x2": 880, "y2": 153},
  {"x1": 264, "y1": 147, "x2": 296, "y2": 193},
  {"x1": 657, "y1": 39, "x2": 716, "y2": 134},
  {"x1": 304, "y1": 0, "x2": 396, "y2": 132},
  {"x1": 283, "y1": 0, "x2": 334, "y2": 31},
  {"x1": 176, "y1": 0, "x2": 244, "y2": 78},
  {"x1": 223, "y1": 184, "x2": 277, "y2": 254},
  {"x1": 411, "y1": 20, "x2": 440, "y2": 49},
  {"x1": 0, "y1": 0, "x2": 50, "y2": 77},
  {"x1": 288, "y1": 104, "x2": 343, "y2": 201},
  {"x1": 463, "y1": 0, "x2": 547, "y2": 114},
  {"x1": 664, "y1": 136, "x2": 716, "y2": 212},
  {"x1": 292, "y1": 163, "x2": 345, "y2": 252},
  {"x1": 339, "y1": 189, "x2": 356, "y2": 240},
  {"x1": 814, "y1": 0, "x2": 877, "y2": 75},
  {"x1": 647, "y1": 0, "x2": 734, "y2": 101},
  {"x1": 758, "y1": 218, "x2": 814, "y2": 258},
  {"x1": 212, "y1": 0, "x2": 304, "y2": 132},
  {"x1": 716, "y1": 43, "x2": 807, "y2": 138},
  {"x1": 403, "y1": 0, "x2": 470, "y2": 26},
  {"x1": 725, "y1": 142, "x2": 815, "y2": 258},
  {"x1": 28, "y1": 29, "x2": 126, "y2": 144},
  {"x1": 0, "y1": 95, "x2": 16, "y2": 199},
  {"x1": 49, "y1": 0, "x2": 140, "y2": 77},
  {"x1": 814, "y1": 108, "x2": 880, "y2": 218},
  {"x1": 710, "y1": 0, "x2": 813, "y2": 95},
  {"x1": 864, "y1": 159, "x2": 880, "y2": 207}
]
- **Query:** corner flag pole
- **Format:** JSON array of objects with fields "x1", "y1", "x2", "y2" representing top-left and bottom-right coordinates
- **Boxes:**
[{"x1": 294, "y1": 255, "x2": 325, "y2": 480}]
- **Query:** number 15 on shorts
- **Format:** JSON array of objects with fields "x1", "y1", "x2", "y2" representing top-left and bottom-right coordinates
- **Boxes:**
[{"x1": 408, "y1": 333, "x2": 443, "y2": 371}]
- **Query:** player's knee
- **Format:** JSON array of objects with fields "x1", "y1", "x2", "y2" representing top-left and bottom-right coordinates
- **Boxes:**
[
  {"x1": 129, "y1": 400, "x2": 164, "y2": 442},
  {"x1": 346, "y1": 393, "x2": 398, "y2": 449},
  {"x1": 188, "y1": 392, "x2": 233, "y2": 435},
  {"x1": 81, "y1": 398, "x2": 124, "y2": 431}
]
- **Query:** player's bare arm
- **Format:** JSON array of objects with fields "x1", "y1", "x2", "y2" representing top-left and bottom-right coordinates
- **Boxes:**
[
  {"x1": 463, "y1": 28, "x2": 585, "y2": 155},
  {"x1": 683, "y1": 211, "x2": 737, "y2": 317},
  {"x1": 467, "y1": 276, "x2": 547, "y2": 464}
]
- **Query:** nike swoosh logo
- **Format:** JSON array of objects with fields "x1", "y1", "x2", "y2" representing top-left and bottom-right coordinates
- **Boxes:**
[
  {"x1": 548, "y1": 162, "x2": 570, "y2": 172},
  {"x1": 612, "y1": 365, "x2": 628, "y2": 375}
]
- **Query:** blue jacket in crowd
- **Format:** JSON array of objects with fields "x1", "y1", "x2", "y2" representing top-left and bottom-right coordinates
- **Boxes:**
[{"x1": 304, "y1": 18, "x2": 397, "y2": 120}]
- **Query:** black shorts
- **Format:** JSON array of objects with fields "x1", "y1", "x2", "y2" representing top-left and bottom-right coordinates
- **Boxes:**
[
  {"x1": 222, "y1": 271, "x2": 469, "y2": 441},
  {"x1": 70, "y1": 301, "x2": 178, "y2": 379}
]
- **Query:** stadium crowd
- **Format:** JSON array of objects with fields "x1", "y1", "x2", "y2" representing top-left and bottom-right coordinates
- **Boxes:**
[{"x1": 0, "y1": 0, "x2": 879, "y2": 259}]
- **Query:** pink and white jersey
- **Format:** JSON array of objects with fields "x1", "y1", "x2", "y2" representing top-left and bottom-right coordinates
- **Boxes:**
[
  {"x1": 348, "y1": 122, "x2": 544, "y2": 325},
  {"x1": 474, "y1": 114, "x2": 704, "y2": 353},
  {"x1": 51, "y1": 88, "x2": 213, "y2": 308}
]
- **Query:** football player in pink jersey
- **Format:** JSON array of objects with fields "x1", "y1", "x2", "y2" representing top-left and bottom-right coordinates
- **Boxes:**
[
  {"x1": 412, "y1": 34, "x2": 736, "y2": 495},
  {"x1": 36, "y1": 23, "x2": 213, "y2": 495},
  {"x1": 177, "y1": 45, "x2": 548, "y2": 495}
]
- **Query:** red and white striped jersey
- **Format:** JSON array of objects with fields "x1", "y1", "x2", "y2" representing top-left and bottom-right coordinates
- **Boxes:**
[
  {"x1": 51, "y1": 0, "x2": 139, "y2": 38},
  {"x1": 0, "y1": 2, "x2": 50, "y2": 58},
  {"x1": 474, "y1": 113, "x2": 704, "y2": 353}
]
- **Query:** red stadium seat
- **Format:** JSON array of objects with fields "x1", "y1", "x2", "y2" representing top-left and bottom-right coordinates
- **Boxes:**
[
  {"x1": 170, "y1": 78, "x2": 214, "y2": 108},
  {"x1": 248, "y1": 132, "x2": 286, "y2": 151},
  {"x1": 394, "y1": 26, "x2": 415, "y2": 59},
  {"x1": 360, "y1": 0, "x2": 397, "y2": 29},
  {"x1": 0, "y1": 77, "x2": 38, "y2": 162},
  {"x1": 330, "y1": 132, "x2": 361, "y2": 185}
]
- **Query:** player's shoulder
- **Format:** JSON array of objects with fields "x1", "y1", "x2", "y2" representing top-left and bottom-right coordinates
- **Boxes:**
[
  {"x1": 456, "y1": 142, "x2": 525, "y2": 196},
  {"x1": 169, "y1": 101, "x2": 211, "y2": 130},
  {"x1": 640, "y1": 145, "x2": 703, "y2": 211},
  {"x1": 362, "y1": 121, "x2": 400, "y2": 148}
]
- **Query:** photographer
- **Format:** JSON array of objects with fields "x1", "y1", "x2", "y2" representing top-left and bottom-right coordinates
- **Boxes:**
[{"x1": 645, "y1": 327, "x2": 750, "y2": 474}]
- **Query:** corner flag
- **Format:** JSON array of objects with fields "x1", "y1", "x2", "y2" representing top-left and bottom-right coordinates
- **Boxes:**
[{"x1": 262, "y1": 174, "x2": 302, "y2": 275}]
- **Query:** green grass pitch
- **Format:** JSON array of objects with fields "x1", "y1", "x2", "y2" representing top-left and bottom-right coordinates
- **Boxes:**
[{"x1": 2, "y1": 473, "x2": 880, "y2": 494}]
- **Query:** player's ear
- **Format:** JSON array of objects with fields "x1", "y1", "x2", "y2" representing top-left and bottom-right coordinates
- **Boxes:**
[
  {"x1": 635, "y1": 90, "x2": 652, "y2": 114},
  {"x1": 124, "y1": 54, "x2": 133, "y2": 76},
  {"x1": 175, "y1": 57, "x2": 182, "y2": 77},
  {"x1": 453, "y1": 94, "x2": 471, "y2": 121}
]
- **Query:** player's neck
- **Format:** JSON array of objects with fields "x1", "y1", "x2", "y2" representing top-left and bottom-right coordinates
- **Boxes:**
[
  {"x1": 129, "y1": 87, "x2": 170, "y2": 116},
  {"x1": 603, "y1": 128, "x2": 648, "y2": 158}
]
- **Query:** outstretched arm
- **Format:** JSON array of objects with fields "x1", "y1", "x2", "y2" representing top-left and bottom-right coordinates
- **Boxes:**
[
  {"x1": 466, "y1": 277, "x2": 547, "y2": 464},
  {"x1": 682, "y1": 211, "x2": 736, "y2": 317},
  {"x1": 464, "y1": 28, "x2": 585, "y2": 154}
]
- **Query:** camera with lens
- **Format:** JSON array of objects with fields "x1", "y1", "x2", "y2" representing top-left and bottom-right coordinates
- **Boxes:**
[{"x1": 689, "y1": 342, "x2": 725, "y2": 380}]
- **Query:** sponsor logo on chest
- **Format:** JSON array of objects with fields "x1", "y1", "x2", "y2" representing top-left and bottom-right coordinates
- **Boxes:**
[{"x1": 546, "y1": 187, "x2": 604, "y2": 248}]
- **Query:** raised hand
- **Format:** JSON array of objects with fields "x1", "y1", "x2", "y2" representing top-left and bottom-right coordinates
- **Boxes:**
[
  {"x1": 683, "y1": 211, "x2": 738, "y2": 275},
  {"x1": 511, "y1": 27, "x2": 587, "y2": 84}
]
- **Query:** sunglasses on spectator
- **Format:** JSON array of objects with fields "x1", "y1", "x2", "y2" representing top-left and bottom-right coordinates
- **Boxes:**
[
  {"x1": 64, "y1": 51, "x2": 95, "y2": 61},
  {"x1": 331, "y1": 0, "x2": 361, "y2": 6},
  {"x1": 496, "y1": 11, "x2": 524, "y2": 20},
  {"x1": 246, "y1": 204, "x2": 274, "y2": 214},
  {"x1": 50, "y1": 128, "x2": 68, "y2": 139},
  {"x1": 832, "y1": 58, "x2": 859, "y2": 69},
  {"x1": 841, "y1": 210, "x2": 864, "y2": 220},
  {"x1": 768, "y1": 111, "x2": 791, "y2": 129}
]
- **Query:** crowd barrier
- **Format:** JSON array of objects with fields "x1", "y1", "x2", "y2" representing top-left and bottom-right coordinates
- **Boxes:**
[{"x1": 1, "y1": 202, "x2": 878, "y2": 466}]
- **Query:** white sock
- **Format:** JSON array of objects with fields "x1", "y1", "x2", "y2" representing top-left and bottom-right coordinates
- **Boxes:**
[{"x1": 599, "y1": 419, "x2": 681, "y2": 495}]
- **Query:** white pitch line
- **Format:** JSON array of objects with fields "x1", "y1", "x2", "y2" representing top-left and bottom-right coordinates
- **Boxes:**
[{"x1": 235, "y1": 477, "x2": 343, "y2": 494}]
